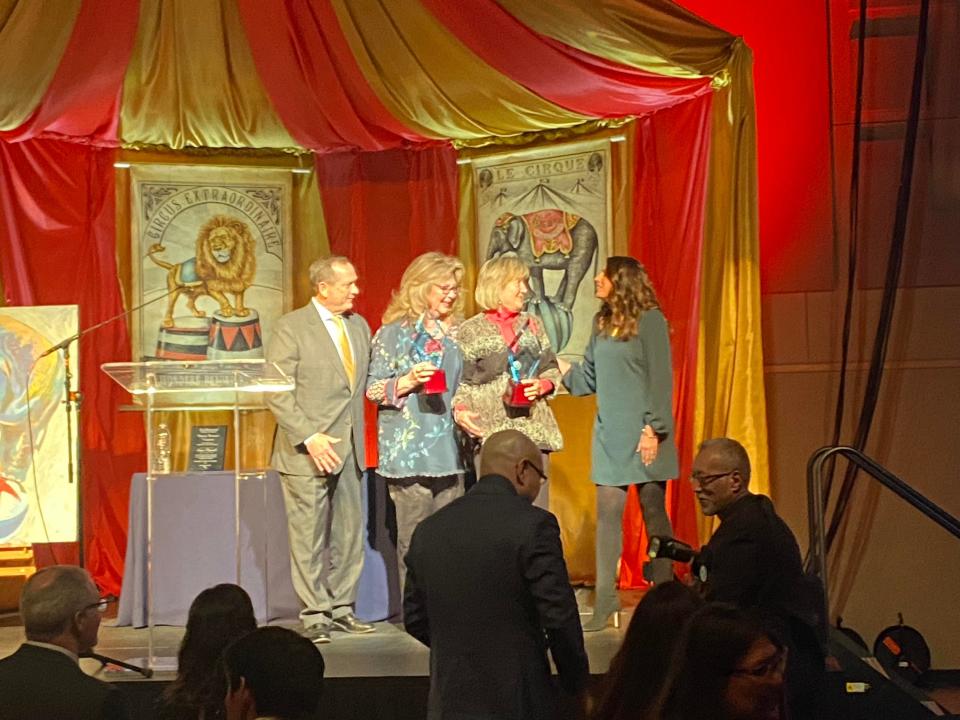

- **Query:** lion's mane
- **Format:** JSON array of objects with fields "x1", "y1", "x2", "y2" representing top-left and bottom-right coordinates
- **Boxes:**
[{"x1": 194, "y1": 216, "x2": 257, "y2": 293}]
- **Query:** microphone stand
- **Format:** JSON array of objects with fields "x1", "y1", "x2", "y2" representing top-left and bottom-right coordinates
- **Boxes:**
[
  {"x1": 81, "y1": 651, "x2": 154, "y2": 679},
  {"x1": 31, "y1": 292, "x2": 173, "y2": 679}
]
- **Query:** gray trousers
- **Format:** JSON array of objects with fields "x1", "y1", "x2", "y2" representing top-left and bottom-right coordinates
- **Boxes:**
[
  {"x1": 279, "y1": 451, "x2": 364, "y2": 627},
  {"x1": 389, "y1": 474, "x2": 464, "y2": 594},
  {"x1": 595, "y1": 482, "x2": 673, "y2": 608}
]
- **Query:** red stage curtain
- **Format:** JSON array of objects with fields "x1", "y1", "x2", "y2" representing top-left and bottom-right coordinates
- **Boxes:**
[
  {"x1": 0, "y1": 0, "x2": 139, "y2": 144},
  {"x1": 0, "y1": 139, "x2": 144, "y2": 594},
  {"x1": 237, "y1": 0, "x2": 430, "y2": 151},
  {"x1": 315, "y1": 144, "x2": 459, "y2": 466},
  {"x1": 620, "y1": 93, "x2": 714, "y2": 587},
  {"x1": 422, "y1": 0, "x2": 711, "y2": 115}
]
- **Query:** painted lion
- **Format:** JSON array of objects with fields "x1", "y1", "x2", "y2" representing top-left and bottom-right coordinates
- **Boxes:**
[{"x1": 147, "y1": 215, "x2": 257, "y2": 328}]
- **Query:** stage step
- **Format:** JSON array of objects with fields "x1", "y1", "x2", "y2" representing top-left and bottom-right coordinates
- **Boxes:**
[{"x1": 829, "y1": 629, "x2": 960, "y2": 718}]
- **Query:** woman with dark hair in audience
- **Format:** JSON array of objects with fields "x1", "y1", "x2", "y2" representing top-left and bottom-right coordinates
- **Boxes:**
[
  {"x1": 652, "y1": 603, "x2": 788, "y2": 720},
  {"x1": 158, "y1": 584, "x2": 258, "y2": 720},
  {"x1": 589, "y1": 582, "x2": 704, "y2": 720}
]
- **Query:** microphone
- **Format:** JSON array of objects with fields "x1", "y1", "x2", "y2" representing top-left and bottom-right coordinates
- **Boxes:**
[
  {"x1": 80, "y1": 652, "x2": 153, "y2": 678},
  {"x1": 35, "y1": 290, "x2": 173, "y2": 360}
]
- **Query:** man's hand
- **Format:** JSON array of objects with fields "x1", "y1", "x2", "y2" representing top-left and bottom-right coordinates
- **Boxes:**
[
  {"x1": 637, "y1": 425, "x2": 659, "y2": 466},
  {"x1": 305, "y1": 433, "x2": 342, "y2": 474},
  {"x1": 396, "y1": 362, "x2": 437, "y2": 396},
  {"x1": 454, "y1": 406, "x2": 484, "y2": 438}
]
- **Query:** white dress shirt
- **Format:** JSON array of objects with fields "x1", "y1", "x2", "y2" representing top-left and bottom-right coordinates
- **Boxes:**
[{"x1": 311, "y1": 297, "x2": 354, "y2": 365}]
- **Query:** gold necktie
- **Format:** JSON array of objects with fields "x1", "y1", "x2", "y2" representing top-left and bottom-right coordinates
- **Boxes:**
[{"x1": 334, "y1": 315, "x2": 355, "y2": 386}]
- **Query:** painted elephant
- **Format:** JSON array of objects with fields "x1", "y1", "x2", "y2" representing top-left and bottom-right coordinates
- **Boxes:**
[
  {"x1": 487, "y1": 209, "x2": 598, "y2": 310},
  {"x1": 488, "y1": 210, "x2": 598, "y2": 350}
]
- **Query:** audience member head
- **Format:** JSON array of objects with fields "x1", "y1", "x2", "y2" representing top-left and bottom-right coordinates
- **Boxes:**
[
  {"x1": 474, "y1": 255, "x2": 529, "y2": 313},
  {"x1": 589, "y1": 581, "x2": 704, "y2": 720},
  {"x1": 478, "y1": 429, "x2": 545, "y2": 504},
  {"x1": 595, "y1": 256, "x2": 659, "y2": 340},
  {"x1": 309, "y1": 255, "x2": 359, "y2": 314},
  {"x1": 654, "y1": 603, "x2": 787, "y2": 720},
  {"x1": 382, "y1": 252, "x2": 464, "y2": 324},
  {"x1": 223, "y1": 626, "x2": 325, "y2": 720},
  {"x1": 161, "y1": 584, "x2": 257, "y2": 719},
  {"x1": 691, "y1": 437, "x2": 752, "y2": 516},
  {"x1": 20, "y1": 565, "x2": 103, "y2": 655}
]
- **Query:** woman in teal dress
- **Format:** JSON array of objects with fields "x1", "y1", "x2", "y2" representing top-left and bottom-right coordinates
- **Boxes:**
[{"x1": 561, "y1": 256, "x2": 678, "y2": 631}]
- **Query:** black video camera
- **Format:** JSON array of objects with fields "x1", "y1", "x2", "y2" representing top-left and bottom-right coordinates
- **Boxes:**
[{"x1": 648, "y1": 535, "x2": 699, "y2": 564}]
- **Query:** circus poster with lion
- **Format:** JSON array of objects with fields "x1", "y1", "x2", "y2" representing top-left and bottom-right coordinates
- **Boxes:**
[
  {"x1": 130, "y1": 165, "x2": 292, "y2": 377},
  {"x1": 473, "y1": 140, "x2": 610, "y2": 360}
]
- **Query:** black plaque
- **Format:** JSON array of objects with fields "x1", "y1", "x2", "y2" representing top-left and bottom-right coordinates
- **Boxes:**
[{"x1": 188, "y1": 425, "x2": 228, "y2": 472}]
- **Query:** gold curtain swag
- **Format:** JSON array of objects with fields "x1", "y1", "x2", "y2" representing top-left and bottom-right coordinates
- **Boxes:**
[
  {"x1": 0, "y1": 0, "x2": 81, "y2": 130},
  {"x1": 329, "y1": 0, "x2": 589, "y2": 142},
  {"x1": 119, "y1": 0, "x2": 300, "y2": 150}
]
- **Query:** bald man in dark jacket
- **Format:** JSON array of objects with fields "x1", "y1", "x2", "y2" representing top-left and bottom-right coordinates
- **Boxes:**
[{"x1": 404, "y1": 430, "x2": 589, "y2": 720}]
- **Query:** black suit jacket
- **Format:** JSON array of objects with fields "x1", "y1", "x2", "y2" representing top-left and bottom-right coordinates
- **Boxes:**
[
  {"x1": 404, "y1": 475, "x2": 589, "y2": 720},
  {"x1": 0, "y1": 644, "x2": 129, "y2": 720}
]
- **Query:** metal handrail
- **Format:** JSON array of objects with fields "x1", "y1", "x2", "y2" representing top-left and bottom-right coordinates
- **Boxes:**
[{"x1": 806, "y1": 445, "x2": 960, "y2": 621}]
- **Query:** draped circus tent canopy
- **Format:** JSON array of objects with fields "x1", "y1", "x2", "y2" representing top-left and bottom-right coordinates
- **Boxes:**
[{"x1": 0, "y1": 0, "x2": 767, "y2": 595}]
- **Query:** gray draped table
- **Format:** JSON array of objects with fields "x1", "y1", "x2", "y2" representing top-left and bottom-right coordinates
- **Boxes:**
[{"x1": 116, "y1": 471, "x2": 391, "y2": 627}]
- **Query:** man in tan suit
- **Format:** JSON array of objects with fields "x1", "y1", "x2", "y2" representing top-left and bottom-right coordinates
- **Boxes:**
[{"x1": 267, "y1": 255, "x2": 374, "y2": 644}]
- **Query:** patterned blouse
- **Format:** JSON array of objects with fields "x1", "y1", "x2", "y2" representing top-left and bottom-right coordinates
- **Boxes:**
[
  {"x1": 452, "y1": 310, "x2": 563, "y2": 452},
  {"x1": 366, "y1": 319, "x2": 464, "y2": 479}
]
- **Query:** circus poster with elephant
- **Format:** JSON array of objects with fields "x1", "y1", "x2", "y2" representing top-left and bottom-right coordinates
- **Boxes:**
[
  {"x1": 0, "y1": 305, "x2": 79, "y2": 544},
  {"x1": 473, "y1": 140, "x2": 610, "y2": 359},
  {"x1": 130, "y1": 165, "x2": 293, "y2": 379}
]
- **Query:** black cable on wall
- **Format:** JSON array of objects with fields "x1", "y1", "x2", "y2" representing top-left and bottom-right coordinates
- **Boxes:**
[{"x1": 824, "y1": 0, "x2": 931, "y2": 554}]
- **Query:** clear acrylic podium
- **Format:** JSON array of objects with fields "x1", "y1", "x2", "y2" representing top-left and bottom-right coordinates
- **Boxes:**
[{"x1": 101, "y1": 359, "x2": 294, "y2": 668}]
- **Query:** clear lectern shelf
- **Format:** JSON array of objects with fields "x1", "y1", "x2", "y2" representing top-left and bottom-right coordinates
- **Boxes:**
[{"x1": 101, "y1": 359, "x2": 294, "y2": 395}]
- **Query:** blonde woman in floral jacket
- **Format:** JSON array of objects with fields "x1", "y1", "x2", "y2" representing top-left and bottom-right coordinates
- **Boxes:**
[{"x1": 366, "y1": 252, "x2": 475, "y2": 591}]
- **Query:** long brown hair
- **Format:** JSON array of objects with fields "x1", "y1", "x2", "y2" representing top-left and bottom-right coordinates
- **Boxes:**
[{"x1": 597, "y1": 256, "x2": 660, "y2": 340}]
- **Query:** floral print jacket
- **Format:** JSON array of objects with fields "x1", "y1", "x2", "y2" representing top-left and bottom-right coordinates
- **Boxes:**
[{"x1": 366, "y1": 319, "x2": 464, "y2": 478}]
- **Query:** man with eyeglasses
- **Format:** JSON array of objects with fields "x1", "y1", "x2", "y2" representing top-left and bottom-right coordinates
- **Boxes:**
[
  {"x1": 403, "y1": 429, "x2": 588, "y2": 720},
  {"x1": 692, "y1": 438, "x2": 829, "y2": 720},
  {"x1": 0, "y1": 565, "x2": 129, "y2": 719}
]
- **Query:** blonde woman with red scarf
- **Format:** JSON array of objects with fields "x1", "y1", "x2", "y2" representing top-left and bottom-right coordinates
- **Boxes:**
[{"x1": 452, "y1": 256, "x2": 563, "y2": 509}]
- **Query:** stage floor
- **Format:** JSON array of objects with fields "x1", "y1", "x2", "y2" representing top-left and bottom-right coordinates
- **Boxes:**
[{"x1": 0, "y1": 610, "x2": 632, "y2": 683}]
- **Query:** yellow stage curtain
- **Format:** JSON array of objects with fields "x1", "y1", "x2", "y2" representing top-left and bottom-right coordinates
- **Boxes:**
[
  {"x1": 114, "y1": 149, "x2": 329, "y2": 468},
  {"x1": 119, "y1": 0, "x2": 299, "y2": 150},
  {"x1": 0, "y1": 0, "x2": 80, "y2": 130},
  {"x1": 328, "y1": 0, "x2": 589, "y2": 141},
  {"x1": 500, "y1": 0, "x2": 770, "y2": 536}
]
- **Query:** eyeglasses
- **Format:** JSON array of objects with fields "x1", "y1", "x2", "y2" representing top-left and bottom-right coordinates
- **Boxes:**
[
  {"x1": 522, "y1": 459, "x2": 548, "y2": 486},
  {"x1": 689, "y1": 470, "x2": 734, "y2": 488},
  {"x1": 435, "y1": 283, "x2": 460, "y2": 297},
  {"x1": 730, "y1": 648, "x2": 788, "y2": 679},
  {"x1": 81, "y1": 595, "x2": 118, "y2": 614}
]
